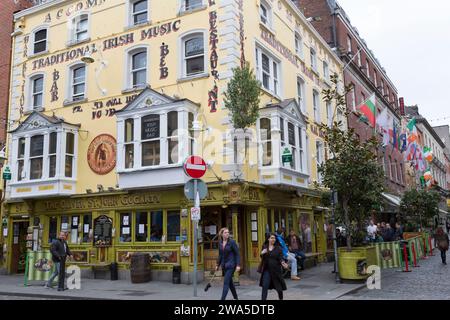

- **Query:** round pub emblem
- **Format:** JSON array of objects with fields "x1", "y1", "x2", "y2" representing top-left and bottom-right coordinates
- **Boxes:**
[{"x1": 87, "y1": 134, "x2": 117, "y2": 175}]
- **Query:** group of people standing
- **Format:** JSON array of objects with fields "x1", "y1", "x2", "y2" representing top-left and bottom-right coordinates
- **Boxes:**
[
  {"x1": 216, "y1": 227, "x2": 307, "y2": 300},
  {"x1": 366, "y1": 220, "x2": 404, "y2": 243}
]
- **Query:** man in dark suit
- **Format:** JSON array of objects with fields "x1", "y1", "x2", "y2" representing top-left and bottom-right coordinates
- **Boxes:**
[{"x1": 45, "y1": 231, "x2": 73, "y2": 291}]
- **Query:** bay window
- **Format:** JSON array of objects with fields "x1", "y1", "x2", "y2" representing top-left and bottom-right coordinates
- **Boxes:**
[
  {"x1": 17, "y1": 138, "x2": 25, "y2": 181},
  {"x1": 260, "y1": 118, "x2": 272, "y2": 166},
  {"x1": 48, "y1": 132, "x2": 57, "y2": 178},
  {"x1": 30, "y1": 135, "x2": 44, "y2": 180},
  {"x1": 287, "y1": 122, "x2": 296, "y2": 170},
  {"x1": 168, "y1": 111, "x2": 179, "y2": 164},
  {"x1": 124, "y1": 119, "x2": 134, "y2": 169},
  {"x1": 65, "y1": 132, "x2": 75, "y2": 177},
  {"x1": 141, "y1": 114, "x2": 161, "y2": 167}
]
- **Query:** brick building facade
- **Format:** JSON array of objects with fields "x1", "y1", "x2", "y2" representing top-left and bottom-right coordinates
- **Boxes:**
[
  {"x1": 0, "y1": 0, "x2": 33, "y2": 148},
  {"x1": 294, "y1": 0, "x2": 407, "y2": 204}
]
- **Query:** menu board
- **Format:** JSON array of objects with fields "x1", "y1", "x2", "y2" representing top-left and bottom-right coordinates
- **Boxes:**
[
  {"x1": 141, "y1": 115, "x2": 160, "y2": 140},
  {"x1": 93, "y1": 215, "x2": 112, "y2": 247}
]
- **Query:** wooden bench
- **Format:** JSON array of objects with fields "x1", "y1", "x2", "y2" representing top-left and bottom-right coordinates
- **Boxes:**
[
  {"x1": 304, "y1": 253, "x2": 323, "y2": 267},
  {"x1": 85, "y1": 263, "x2": 111, "y2": 279}
]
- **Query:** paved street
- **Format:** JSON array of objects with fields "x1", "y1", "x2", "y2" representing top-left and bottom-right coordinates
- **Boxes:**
[
  {"x1": 340, "y1": 250, "x2": 450, "y2": 300},
  {"x1": 0, "y1": 262, "x2": 365, "y2": 300}
]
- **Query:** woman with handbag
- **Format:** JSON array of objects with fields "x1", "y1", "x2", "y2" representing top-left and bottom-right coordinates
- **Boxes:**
[
  {"x1": 259, "y1": 233, "x2": 288, "y2": 300},
  {"x1": 435, "y1": 227, "x2": 449, "y2": 265},
  {"x1": 215, "y1": 227, "x2": 240, "y2": 300}
]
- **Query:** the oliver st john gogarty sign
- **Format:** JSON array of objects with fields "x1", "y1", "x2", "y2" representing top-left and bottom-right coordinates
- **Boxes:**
[{"x1": 43, "y1": 194, "x2": 162, "y2": 211}]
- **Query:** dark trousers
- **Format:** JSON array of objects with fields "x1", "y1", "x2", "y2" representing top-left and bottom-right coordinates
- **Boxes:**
[
  {"x1": 441, "y1": 250, "x2": 447, "y2": 264},
  {"x1": 58, "y1": 257, "x2": 66, "y2": 290},
  {"x1": 221, "y1": 268, "x2": 238, "y2": 300},
  {"x1": 261, "y1": 270, "x2": 283, "y2": 301}
]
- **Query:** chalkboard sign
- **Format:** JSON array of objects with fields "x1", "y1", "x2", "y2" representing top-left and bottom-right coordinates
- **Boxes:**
[
  {"x1": 141, "y1": 115, "x2": 160, "y2": 140},
  {"x1": 93, "y1": 215, "x2": 112, "y2": 247}
]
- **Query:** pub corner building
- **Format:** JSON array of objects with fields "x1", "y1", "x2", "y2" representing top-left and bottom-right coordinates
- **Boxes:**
[{"x1": 0, "y1": 0, "x2": 344, "y2": 283}]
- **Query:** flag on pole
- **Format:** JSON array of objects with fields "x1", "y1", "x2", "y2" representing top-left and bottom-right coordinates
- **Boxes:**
[
  {"x1": 423, "y1": 146, "x2": 433, "y2": 162},
  {"x1": 375, "y1": 107, "x2": 391, "y2": 146},
  {"x1": 358, "y1": 94, "x2": 376, "y2": 127},
  {"x1": 406, "y1": 118, "x2": 418, "y2": 144}
]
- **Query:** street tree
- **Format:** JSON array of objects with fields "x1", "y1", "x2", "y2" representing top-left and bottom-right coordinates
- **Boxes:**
[
  {"x1": 400, "y1": 188, "x2": 441, "y2": 230},
  {"x1": 318, "y1": 74, "x2": 385, "y2": 250}
]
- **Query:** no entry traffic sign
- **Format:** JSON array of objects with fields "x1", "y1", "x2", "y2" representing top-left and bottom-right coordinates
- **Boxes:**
[{"x1": 184, "y1": 156, "x2": 207, "y2": 179}]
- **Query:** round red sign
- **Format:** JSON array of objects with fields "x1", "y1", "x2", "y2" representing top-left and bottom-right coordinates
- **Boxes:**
[{"x1": 184, "y1": 156, "x2": 207, "y2": 179}]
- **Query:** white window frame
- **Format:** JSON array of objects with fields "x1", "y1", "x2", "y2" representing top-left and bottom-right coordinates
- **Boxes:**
[
  {"x1": 259, "y1": 117, "x2": 272, "y2": 167},
  {"x1": 68, "y1": 13, "x2": 90, "y2": 46},
  {"x1": 295, "y1": 32, "x2": 303, "y2": 58},
  {"x1": 27, "y1": 72, "x2": 45, "y2": 112},
  {"x1": 297, "y1": 76, "x2": 306, "y2": 114},
  {"x1": 11, "y1": 128, "x2": 78, "y2": 183},
  {"x1": 179, "y1": 30, "x2": 207, "y2": 80},
  {"x1": 256, "y1": 46, "x2": 281, "y2": 97},
  {"x1": 313, "y1": 90, "x2": 321, "y2": 123},
  {"x1": 326, "y1": 101, "x2": 333, "y2": 128},
  {"x1": 67, "y1": 63, "x2": 87, "y2": 102},
  {"x1": 356, "y1": 47, "x2": 361, "y2": 66},
  {"x1": 316, "y1": 140, "x2": 324, "y2": 183},
  {"x1": 180, "y1": 0, "x2": 205, "y2": 13},
  {"x1": 124, "y1": 45, "x2": 149, "y2": 90},
  {"x1": 259, "y1": 0, "x2": 272, "y2": 28},
  {"x1": 347, "y1": 34, "x2": 352, "y2": 53},
  {"x1": 323, "y1": 61, "x2": 330, "y2": 82},
  {"x1": 127, "y1": 0, "x2": 150, "y2": 28},
  {"x1": 310, "y1": 47, "x2": 317, "y2": 71},
  {"x1": 30, "y1": 26, "x2": 48, "y2": 56}
]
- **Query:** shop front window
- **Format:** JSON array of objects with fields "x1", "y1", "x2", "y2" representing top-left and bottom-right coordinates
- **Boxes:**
[
  {"x1": 150, "y1": 211, "x2": 163, "y2": 242},
  {"x1": 135, "y1": 212, "x2": 148, "y2": 242},
  {"x1": 48, "y1": 217, "x2": 57, "y2": 244},
  {"x1": 30, "y1": 135, "x2": 44, "y2": 180},
  {"x1": 167, "y1": 210, "x2": 180, "y2": 242},
  {"x1": 82, "y1": 214, "x2": 92, "y2": 243},
  {"x1": 120, "y1": 213, "x2": 132, "y2": 242},
  {"x1": 299, "y1": 213, "x2": 312, "y2": 253}
]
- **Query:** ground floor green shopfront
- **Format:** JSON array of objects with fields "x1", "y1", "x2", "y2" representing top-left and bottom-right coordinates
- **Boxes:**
[{"x1": 0, "y1": 182, "x2": 331, "y2": 283}]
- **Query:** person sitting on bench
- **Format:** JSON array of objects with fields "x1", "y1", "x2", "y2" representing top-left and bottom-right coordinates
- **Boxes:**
[{"x1": 286, "y1": 230, "x2": 306, "y2": 271}]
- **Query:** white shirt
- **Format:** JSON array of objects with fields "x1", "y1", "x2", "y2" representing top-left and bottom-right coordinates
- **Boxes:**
[{"x1": 367, "y1": 225, "x2": 377, "y2": 238}]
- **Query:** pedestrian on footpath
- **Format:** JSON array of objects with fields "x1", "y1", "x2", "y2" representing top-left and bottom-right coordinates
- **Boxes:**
[
  {"x1": 215, "y1": 227, "x2": 240, "y2": 300},
  {"x1": 286, "y1": 229, "x2": 306, "y2": 271},
  {"x1": 259, "y1": 233, "x2": 288, "y2": 300},
  {"x1": 435, "y1": 227, "x2": 449, "y2": 265},
  {"x1": 46, "y1": 231, "x2": 73, "y2": 291}
]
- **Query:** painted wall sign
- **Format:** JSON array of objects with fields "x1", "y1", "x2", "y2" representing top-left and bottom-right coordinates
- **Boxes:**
[
  {"x1": 208, "y1": 9, "x2": 219, "y2": 113},
  {"x1": 140, "y1": 20, "x2": 181, "y2": 41},
  {"x1": 50, "y1": 69, "x2": 59, "y2": 102},
  {"x1": 238, "y1": 0, "x2": 245, "y2": 68},
  {"x1": 44, "y1": 0, "x2": 107, "y2": 23},
  {"x1": 102, "y1": 33, "x2": 134, "y2": 51},
  {"x1": 160, "y1": 43, "x2": 169, "y2": 79},
  {"x1": 43, "y1": 193, "x2": 161, "y2": 211},
  {"x1": 23, "y1": 36, "x2": 29, "y2": 58},
  {"x1": 87, "y1": 134, "x2": 117, "y2": 175},
  {"x1": 32, "y1": 44, "x2": 96, "y2": 70},
  {"x1": 261, "y1": 28, "x2": 298, "y2": 67}
]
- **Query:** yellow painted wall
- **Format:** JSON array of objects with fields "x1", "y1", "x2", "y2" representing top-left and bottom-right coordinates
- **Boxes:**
[{"x1": 8, "y1": 0, "x2": 344, "y2": 195}]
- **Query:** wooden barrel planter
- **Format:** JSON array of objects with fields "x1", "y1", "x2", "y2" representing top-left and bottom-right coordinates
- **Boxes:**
[{"x1": 130, "y1": 253, "x2": 151, "y2": 283}]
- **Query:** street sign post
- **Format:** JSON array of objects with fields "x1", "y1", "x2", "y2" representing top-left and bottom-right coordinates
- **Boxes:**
[
  {"x1": 184, "y1": 179, "x2": 208, "y2": 200},
  {"x1": 183, "y1": 156, "x2": 207, "y2": 297}
]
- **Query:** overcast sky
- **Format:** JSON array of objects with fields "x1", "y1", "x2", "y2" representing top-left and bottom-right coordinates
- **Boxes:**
[{"x1": 337, "y1": 0, "x2": 450, "y2": 128}]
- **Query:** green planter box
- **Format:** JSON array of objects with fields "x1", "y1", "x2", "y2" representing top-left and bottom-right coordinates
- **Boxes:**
[{"x1": 338, "y1": 246, "x2": 377, "y2": 280}]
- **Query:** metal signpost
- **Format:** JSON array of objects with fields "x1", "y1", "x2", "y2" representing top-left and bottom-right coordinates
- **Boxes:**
[{"x1": 183, "y1": 156, "x2": 207, "y2": 297}]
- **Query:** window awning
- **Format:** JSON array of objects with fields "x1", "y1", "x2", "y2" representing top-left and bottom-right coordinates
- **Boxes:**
[{"x1": 382, "y1": 192, "x2": 402, "y2": 208}]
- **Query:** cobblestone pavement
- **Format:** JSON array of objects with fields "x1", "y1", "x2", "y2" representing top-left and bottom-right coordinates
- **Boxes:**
[{"x1": 339, "y1": 249, "x2": 450, "y2": 300}]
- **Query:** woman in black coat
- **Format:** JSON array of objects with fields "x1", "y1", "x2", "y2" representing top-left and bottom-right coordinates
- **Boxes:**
[{"x1": 259, "y1": 233, "x2": 288, "y2": 300}]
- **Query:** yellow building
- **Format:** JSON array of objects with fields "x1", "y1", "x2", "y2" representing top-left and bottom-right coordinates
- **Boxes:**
[{"x1": 1, "y1": 0, "x2": 344, "y2": 281}]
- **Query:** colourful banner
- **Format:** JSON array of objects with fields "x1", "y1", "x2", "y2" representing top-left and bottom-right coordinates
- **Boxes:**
[{"x1": 24, "y1": 250, "x2": 57, "y2": 286}]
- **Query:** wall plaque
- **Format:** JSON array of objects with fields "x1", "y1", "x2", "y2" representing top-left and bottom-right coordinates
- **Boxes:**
[{"x1": 87, "y1": 134, "x2": 117, "y2": 175}]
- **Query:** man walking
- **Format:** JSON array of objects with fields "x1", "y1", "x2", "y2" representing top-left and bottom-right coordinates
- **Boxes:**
[{"x1": 46, "y1": 231, "x2": 73, "y2": 291}]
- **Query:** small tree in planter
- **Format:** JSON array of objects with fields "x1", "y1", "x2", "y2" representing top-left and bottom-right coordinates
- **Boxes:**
[
  {"x1": 318, "y1": 75, "x2": 385, "y2": 251},
  {"x1": 400, "y1": 188, "x2": 441, "y2": 231}
]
